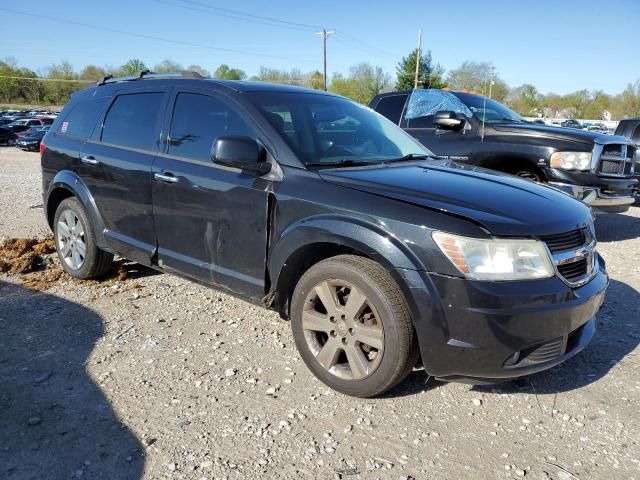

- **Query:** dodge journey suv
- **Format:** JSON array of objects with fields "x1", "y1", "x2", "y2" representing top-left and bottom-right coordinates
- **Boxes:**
[{"x1": 41, "y1": 72, "x2": 608, "y2": 397}]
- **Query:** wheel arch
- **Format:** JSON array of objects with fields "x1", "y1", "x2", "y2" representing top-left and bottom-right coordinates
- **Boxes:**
[
  {"x1": 268, "y1": 215, "x2": 426, "y2": 320},
  {"x1": 45, "y1": 170, "x2": 109, "y2": 248}
]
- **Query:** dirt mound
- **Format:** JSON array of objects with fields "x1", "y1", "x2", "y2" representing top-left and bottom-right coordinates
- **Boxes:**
[{"x1": 0, "y1": 237, "x2": 56, "y2": 275}]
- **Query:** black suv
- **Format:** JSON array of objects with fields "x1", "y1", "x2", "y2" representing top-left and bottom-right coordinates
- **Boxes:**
[
  {"x1": 42, "y1": 72, "x2": 608, "y2": 397},
  {"x1": 370, "y1": 89, "x2": 637, "y2": 213}
]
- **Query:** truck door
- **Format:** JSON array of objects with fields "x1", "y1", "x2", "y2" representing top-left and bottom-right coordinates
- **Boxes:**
[{"x1": 151, "y1": 88, "x2": 271, "y2": 301}]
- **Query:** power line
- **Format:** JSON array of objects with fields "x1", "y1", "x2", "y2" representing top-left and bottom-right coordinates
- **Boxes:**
[
  {"x1": 155, "y1": 0, "x2": 316, "y2": 33},
  {"x1": 169, "y1": 0, "x2": 324, "y2": 30},
  {"x1": 0, "y1": 7, "x2": 322, "y2": 65},
  {"x1": 0, "y1": 75, "x2": 93, "y2": 83}
]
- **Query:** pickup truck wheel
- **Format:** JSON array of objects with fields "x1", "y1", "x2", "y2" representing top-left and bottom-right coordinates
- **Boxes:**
[
  {"x1": 54, "y1": 197, "x2": 113, "y2": 279},
  {"x1": 291, "y1": 255, "x2": 418, "y2": 397}
]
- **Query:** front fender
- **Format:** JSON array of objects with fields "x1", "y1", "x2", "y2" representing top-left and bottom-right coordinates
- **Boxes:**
[
  {"x1": 46, "y1": 170, "x2": 109, "y2": 249},
  {"x1": 269, "y1": 214, "x2": 426, "y2": 278}
]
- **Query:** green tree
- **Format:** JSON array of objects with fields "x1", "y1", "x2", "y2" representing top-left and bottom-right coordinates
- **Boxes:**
[
  {"x1": 564, "y1": 89, "x2": 590, "y2": 118},
  {"x1": 79, "y1": 65, "x2": 107, "y2": 81},
  {"x1": 308, "y1": 70, "x2": 324, "y2": 90},
  {"x1": 446, "y1": 61, "x2": 509, "y2": 102},
  {"x1": 120, "y1": 59, "x2": 148, "y2": 76},
  {"x1": 214, "y1": 64, "x2": 247, "y2": 80},
  {"x1": 616, "y1": 80, "x2": 640, "y2": 118},
  {"x1": 0, "y1": 57, "x2": 20, "y2": 103},
  {"x1": 508, "y1": 84, "x2": 541, "y2": 115},
  {"x1": 186, "y1": 64, "x2": 210, "y2": 77},
  {"x1": 154, "y1": 59, "x2": 183, "y2": 73},
  {"x1": 395, "y1": 49, "x2": 446, "y2": 90},
  {"x1": 45, "y1": 61, "x2": 78, "y2": 105}
]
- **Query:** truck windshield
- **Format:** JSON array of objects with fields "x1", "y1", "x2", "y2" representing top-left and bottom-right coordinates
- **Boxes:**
[
  {"x1": 246, "y1": 91, "x2": 432, "y2": 167},
  {"x1": 452, "y1": 92, "x2": 525, "y2": 124}
]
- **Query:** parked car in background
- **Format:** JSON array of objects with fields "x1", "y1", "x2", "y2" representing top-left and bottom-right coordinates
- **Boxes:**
[
  {"x1": 5, "y1": 118, "x2": 43, "y2": 134},
  {"x1": 561, "y1": 119, "x2": 583, "y2": 129},
  {"x1": 614, "y1": 118, "x2": 640, "y2": 195},
  {"x1": 16, "y1": 129, "x2": 47, "y2": 151},
  {"x1": 0, "y1": 126, "x2": 18, "y2": 146},
  {"x1": 532, "y1": 118, "x2": 546, "y2": 125},
  {"x1": 370, "y1": 89, "x2": 637, "y2": 213},
  {"x1": 41, "y1": 73, "x2": 608, "y2": 397}
]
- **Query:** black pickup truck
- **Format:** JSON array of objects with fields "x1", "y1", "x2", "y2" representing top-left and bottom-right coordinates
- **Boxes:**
[{"x1": 370, "y1": 89, "x2": 637, "y2": 213}]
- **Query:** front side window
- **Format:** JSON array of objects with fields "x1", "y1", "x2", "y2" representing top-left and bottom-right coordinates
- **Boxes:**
[
  {"x1": 452, "y1": 92, "x2": 525, "y2": 124},
  {"x1": 405, "y1": 89, "x2": 472, "y2": 128},
  {"x1": 101, "y1": 93, "x2": 164, "y2": 150},
  {"x1": 168, "y1": 92, "x2": 254, "y2": 162},
  {"x1": 247, "y1": 92, "x2": 431, "y2": 166}
]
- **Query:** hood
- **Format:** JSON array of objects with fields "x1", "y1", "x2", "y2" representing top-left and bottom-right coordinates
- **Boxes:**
[
  {"x1": 490, "y1": 122, "x2": 612, "y2": 146},
  {"x1": 319, "y1": 161, "x2": 592, "y2": 237}
]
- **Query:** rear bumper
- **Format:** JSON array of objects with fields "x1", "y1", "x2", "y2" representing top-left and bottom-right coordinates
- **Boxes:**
[{"x1": 397, "y1": 255, "x2": 608, "y2": 383}]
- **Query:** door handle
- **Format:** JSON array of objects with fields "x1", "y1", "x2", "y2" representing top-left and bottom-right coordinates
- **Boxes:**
[
  {"x1": 81, "y1": 155, "x2": 99, "y2": 165},
  {"x1": 154, "y1": 172, "x2": 179, "y2": 183}
]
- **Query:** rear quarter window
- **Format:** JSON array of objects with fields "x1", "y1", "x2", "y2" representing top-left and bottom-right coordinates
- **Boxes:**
[
  {"x1": 58, "y1": 96, "x2": 110, "y2": 139},
  {"x1": 101, "y1": 93, "x2": 164, "y2": 151},
  {"x1": 374, "y1": 94, "x2": 408, "y2": 124}
]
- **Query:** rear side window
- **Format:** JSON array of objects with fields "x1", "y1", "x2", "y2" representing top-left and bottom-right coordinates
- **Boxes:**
[
  {"x1": 59, "y1": 97, "x2": 109, "y2": 139},
  {"x1": 168, "y1": 92, "x2": 253, "y2": 162},
  {"x1": 101, "y1": 93, "x2": 164, "y2": 151},
  {"x1": 374, "y1": 94, "x2": 408, "y2": 124}
]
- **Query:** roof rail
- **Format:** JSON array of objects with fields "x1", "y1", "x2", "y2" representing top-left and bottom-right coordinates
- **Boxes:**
[{"x1": 96, "y1": 70, "x2": 205, "y2": 86}]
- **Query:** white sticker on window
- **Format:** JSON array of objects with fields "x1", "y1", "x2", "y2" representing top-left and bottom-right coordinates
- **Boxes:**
[{"x1": 61, "y1": 121, "x2": 69, "y2": 133}]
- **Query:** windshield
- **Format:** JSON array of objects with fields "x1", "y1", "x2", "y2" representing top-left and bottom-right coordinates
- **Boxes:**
[
  {"x1": 453, "y1": 92, "x2": 525, "y2": 124},
  {"x1": 245, "y1": 91, "x2": 432, "y2": 166}
]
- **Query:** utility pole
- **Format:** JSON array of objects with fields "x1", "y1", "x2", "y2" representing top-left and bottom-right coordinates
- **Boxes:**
[
  {"x1": 413, "y1": 28, "x2": 422, "y2": 89},
  {"x1": 315, "y1": 29, "x2": 335, "y2": 91}
]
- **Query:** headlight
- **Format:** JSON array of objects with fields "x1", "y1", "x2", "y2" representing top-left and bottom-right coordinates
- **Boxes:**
[
  {"x1": 550, "y1": 151, "x2": 592, "y2": 171},
  {"x1": 432, "y1": 232, "x2": 554, "y2": 281}
]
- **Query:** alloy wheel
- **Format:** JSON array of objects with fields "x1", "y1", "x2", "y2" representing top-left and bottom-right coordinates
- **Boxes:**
[
  {"x1": 302, "y1": 279, "x2": 384, "y2": 380},
  {"x1": 56, "y1": 209, "x2": 87, "y2": 270}
]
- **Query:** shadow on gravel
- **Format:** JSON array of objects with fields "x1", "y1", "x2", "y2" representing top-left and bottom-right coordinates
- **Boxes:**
[
  {"x1": 595, "y1": 211, "x2": 640, "y2": 242},
  {"x1": 0, "y1": 281, "x2": 144, "y2": 480},
  {"x1": 472, "y1": 279, "x2": 640, "y2": 396}
]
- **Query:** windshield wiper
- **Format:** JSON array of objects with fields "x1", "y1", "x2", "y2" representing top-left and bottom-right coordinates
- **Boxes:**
[
  {"x1": 304, "y1": 159, "x2": 381, "y2": 168},
  {"x1": 385, "y1": 153, "x2": 432, "y2": 163}
]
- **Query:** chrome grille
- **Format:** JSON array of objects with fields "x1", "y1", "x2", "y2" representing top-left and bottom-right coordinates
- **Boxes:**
[
  {"x1": 540, "y1": 225, "x2": 597, "y2": 287},
  {"x1": 539, "y1": 229, "x2": 584, "y2": 253},
  {"x1": 596, "y1": 143, "x2": 635, "y2": 177},
  {"x1": 558, "y1": 258, "x2": 589, "y2": 282}
]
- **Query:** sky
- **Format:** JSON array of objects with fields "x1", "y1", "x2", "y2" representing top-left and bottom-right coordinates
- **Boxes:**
[{"x1": 1, "y1": 0, "x2": 639, "y2": 95}]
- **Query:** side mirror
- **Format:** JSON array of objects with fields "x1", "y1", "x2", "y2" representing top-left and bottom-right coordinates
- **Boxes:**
[
  {"x1": 213, "y1": 136, "x2": 271, "y2": 175},
  {"x1": 433, "y1": 111, "x2": 466, "y2": 131}
]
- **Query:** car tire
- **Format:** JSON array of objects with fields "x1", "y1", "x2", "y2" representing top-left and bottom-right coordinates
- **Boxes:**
[
  {"x1": 7, "y1": 138, "x2": 15, "y2": 146},
  {"x1": 54, "y1": 197, "x2": 113, "y2": 279},
  {"x1": 291, "y1": 254, "x2": 418, "y2": 397}
]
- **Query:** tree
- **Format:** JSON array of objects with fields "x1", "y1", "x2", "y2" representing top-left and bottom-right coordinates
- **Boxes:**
[
  {"x1": 615, "y1": 80, "x2": 640, "y2": 118},
  {"x1": 564, "y1": 89, "x2": 590, "y2": 118},
  {"x1": 186, "y1": 64, "x2": 210, "y2": 77},
  {"x1": 330, "y1": 63, "x2": 392, "y2": 105},
  {"x1": 120, "y1": 59, "x2": 148, "y2": 76},
  {"x1": 0, "y1": 57, "x2": 20, "y2": 103},
  {"x1": 508, "y1": 84, "x2": 541, "y2": 116},
  {"x1": 79, "y1": 65, "x2": 107, "y2": 81},
  {"x1": 45, "y1": 61, "x2": 78, "y2": 105},
  {"x1": 154, "y1": 59, "x2": 183, "y2": 73},
  {"x1": 446, "y1": 61, "x2": 509, "y2": 102},
  {"x1": 214, "y1": 64, "x2": 247, "y2": 80},
  {"x1": 395, "y1": 49, "x2": 446, "y2": 90},
  {"x1": 308, "y1": 71, "x2": 324, "y2": 90}
]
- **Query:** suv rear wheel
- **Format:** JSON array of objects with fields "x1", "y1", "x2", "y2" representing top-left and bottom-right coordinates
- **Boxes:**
[
  {"x1": 54, "y1": 197, "x2": 113, "y2": 278},
  {"x1": 291, "y1": 255, "x2": 418, "y2": 397}
]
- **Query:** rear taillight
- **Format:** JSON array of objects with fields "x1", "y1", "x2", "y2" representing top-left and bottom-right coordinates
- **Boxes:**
[{"x1": 39, "y1": 139, "x2": 45, "y2": 157}]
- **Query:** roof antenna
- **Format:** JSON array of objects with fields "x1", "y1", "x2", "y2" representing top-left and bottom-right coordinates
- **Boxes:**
[{"x1": 480, "y1": 66, "x2": 495, "y2": 143}]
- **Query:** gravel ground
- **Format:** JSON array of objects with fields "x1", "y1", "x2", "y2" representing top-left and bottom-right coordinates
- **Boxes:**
[{"x1": 1, "y1": 146, "x2": 639, "y2": 480}]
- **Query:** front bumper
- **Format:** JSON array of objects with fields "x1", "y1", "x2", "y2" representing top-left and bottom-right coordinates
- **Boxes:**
[
  {"x1": 397, "y1": 255, "x2": 608, "y2": 383},
  {"x1": 546, "y1": 170, "x2": 637, "y2": 213}
]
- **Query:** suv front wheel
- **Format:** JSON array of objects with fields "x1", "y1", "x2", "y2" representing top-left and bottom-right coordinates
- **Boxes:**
[
  {"x1": 291, "y1": 255, "x2": 418, "y2": 397},
  {"x1": 54, "y1": 197, "x2": 113, "y2": 278}
]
